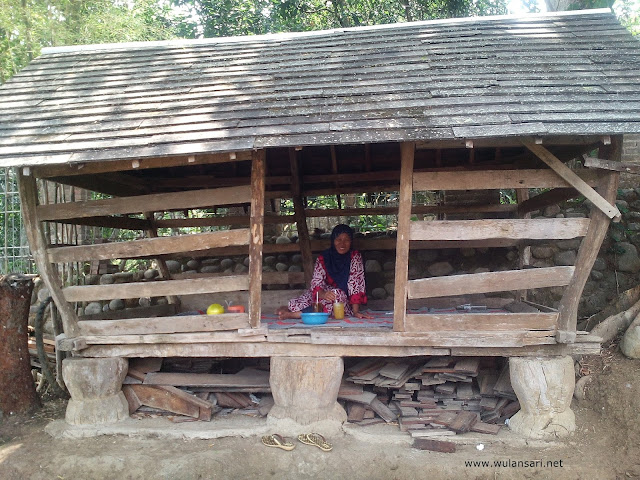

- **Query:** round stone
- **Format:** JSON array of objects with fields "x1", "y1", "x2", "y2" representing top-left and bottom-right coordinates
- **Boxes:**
[
  {"x1": 365, "y1": 260, "x2": 382, "y2": 273},
  {"x1": 99, "y1": 274, "x2": 115, "y2": 285},
  {"x1": 84, "y1": 302, "x2": 103, "y2": 315},
  {"x1": 220, "y1": 258, "x2": 234, "y2": 269},
  {"x1": 143, "y1": 269, "x2": 159, "y2": 280},
  {"x1": 108, "y1": 299, "x2": 125, "y2": 311}
]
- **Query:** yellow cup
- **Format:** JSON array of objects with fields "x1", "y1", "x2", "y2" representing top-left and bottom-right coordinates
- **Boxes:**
[{"x1": 333, "y1": 302, "x2": 345, "y2": 320}]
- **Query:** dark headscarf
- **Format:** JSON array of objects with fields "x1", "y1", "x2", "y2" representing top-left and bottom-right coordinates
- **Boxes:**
[{"x1": 322, "y1": 224, "x2": 354, "y2": 294}]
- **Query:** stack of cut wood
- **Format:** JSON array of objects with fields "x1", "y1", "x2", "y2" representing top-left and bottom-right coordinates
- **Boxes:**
[
  {"x1": 340, "y1": 357, "x2": 520, "y2": 438},
  {"x1": 123, "y1": 358, "x2": 273, "y2": 422}
]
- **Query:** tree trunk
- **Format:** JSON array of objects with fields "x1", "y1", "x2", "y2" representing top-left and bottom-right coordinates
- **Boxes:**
[{"x1": 0, "y1": 274, "x2": 41, "y2": 416}]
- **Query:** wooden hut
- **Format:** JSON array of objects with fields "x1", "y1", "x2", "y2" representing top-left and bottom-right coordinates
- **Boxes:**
[{"x1": 1, "y1": 9, "x2": 639, "y2": 435}]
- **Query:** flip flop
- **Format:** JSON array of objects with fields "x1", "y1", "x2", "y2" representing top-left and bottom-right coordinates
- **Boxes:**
[
  {"x1": 297, "y1": 433, "x2": 333, "y2": 452},
  {"x1": 261, "y1": 434, "x2": 295, "y2": 451}
]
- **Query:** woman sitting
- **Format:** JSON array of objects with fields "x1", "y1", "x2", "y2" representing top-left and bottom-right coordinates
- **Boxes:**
[{"x1": 276, "y1": 224, "x2": 373, "y2": 320}]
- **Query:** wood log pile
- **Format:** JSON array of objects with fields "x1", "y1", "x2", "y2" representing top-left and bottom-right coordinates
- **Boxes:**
[
  {"x1": 122, "y1": 358, "x2": 272, "y2": 422},
  {"x1": 339, "y1": 357, "x2": 520, "y2": 437},
  {"x1": 120, "y1": 356, "x2": 519, "y2": 435}
]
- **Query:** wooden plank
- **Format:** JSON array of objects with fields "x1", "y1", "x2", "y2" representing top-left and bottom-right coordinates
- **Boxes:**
[
  {"x1": 448, "y1": 411, "x2": 479, "y2": 433},
  {"x1": 522, "y1": 141, "x2": 621, "y2": 221},
  {"x1": 557, "y1": 139, "x2": 621, "y2": 341},
  {"x1": 17, "y1": 172, "x2": 80, "y2": 336},
  {"x1": 408, "y1": 266, "x2": 575, "y2": 299},
  {"x1": 144, "y1": 367, "x2": 269, "y2": 389},
  {"x1": 413, "y1": 168, "x2": 599, "y2": 191},
  {"x1": 129, "y1": 384, "x2": 202, "y2": 419},
  {"x1": 413, "y1": 438, "x2": 456, "y2": 453},
  {"x1": 122, "y1": 385, "x2": 142, "y2": 414},
  {"x1": 63, "y1": 275, "x2": 250, "y2": 302},
  {"x1": 78, "y1": 313, "x2": 250, "y2": 336},
  {"x1": 33, "y1": 151, "x2": 252, "y2": 178},
  {"x1": 409, "y1": 218, "x2": 590, "y2": 242},
  {"x1": 583, "y1": 156, "x2": 640, "y2": 175},
  {"x1": 36, "y1": 185, "x2": 252, "y2": 221},
  {"x1": 248, "y1": 150, "x2": 265, "y2": 328},
  {"x1": 48, "y1": 229, "x2": 250, "y2": 263},
  {"x1": 81, "y1": 330, "x2": 268, "y2": 345},
  {"x1": 393, "y1": 142, "x2": 415, "y2": 332},
  {"x1": 517, "y1": 188, "x2": 579, "y2": 216}
]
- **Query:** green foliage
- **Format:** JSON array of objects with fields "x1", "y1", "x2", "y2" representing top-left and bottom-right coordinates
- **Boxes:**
[{"x1": 0, "y1": 0, "x2": 176, "y2": 85}]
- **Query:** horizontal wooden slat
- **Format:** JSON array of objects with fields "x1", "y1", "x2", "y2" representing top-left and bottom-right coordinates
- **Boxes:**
[
  {"x1": 48, "y1": 229, "x2": 249, "y2": 263},
  {"x1": 37, "y1": 185, "x2": 251, "y2": 221},
  {"x1": 413, "y1": 168, "x2": 599, "y2": 191},
  {"x1": 78, "y1": 313, "x2": 250, "y2": 336},
  {"x1": 408, "y1": 266, "x2": 575, "y2": 299},
  {"x1": 82, "y1": 330, "x2": 267, "y2": 345},
  {"x1": 403, "y1": 312, "x2": 558, "y2": 333},
  {"x1": 63, "y1": 275, "x2": 250, "y2": 302},
  {"x1": 409, "y1": 218, "x2": 590, "y2": 241}
]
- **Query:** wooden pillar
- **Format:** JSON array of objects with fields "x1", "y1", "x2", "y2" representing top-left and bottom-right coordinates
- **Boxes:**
[
  {"x1": 393, "y1": 142, "x2": 415, "y2": 332},
  {"x1": 516, "y1": 189, "x2": 531, "y2": 302},
  {"x1": 144, "y1": 212, "x2": 179, "y2": 306},
  {"x1": 17, "y1": 170, "x2": 80, "y2": 337},
  {"x1": 556, "y1": 137, "x2": 621, "y2": 343},
  {"x1": 289, "y1": 148, "x2": 314, "y2": 286},
  {"x1": 249, "y1": 150, "x2": 266, "y2": 328}
]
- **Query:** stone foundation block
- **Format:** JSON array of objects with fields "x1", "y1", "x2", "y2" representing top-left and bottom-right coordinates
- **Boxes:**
[
  {"x1": 268, "y1": 356, "x2": 346, "y2": 435},
  {"x1": 62, "y1": 357, "x2": 129, "y2": 425},
  {"x1": 508, "y1": 356, "x2": 575, "y2": 439}
]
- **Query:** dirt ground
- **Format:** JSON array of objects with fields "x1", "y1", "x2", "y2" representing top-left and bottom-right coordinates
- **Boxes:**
[{"x1": 1, "y1": 347, "x2": 639, "y2": 480}]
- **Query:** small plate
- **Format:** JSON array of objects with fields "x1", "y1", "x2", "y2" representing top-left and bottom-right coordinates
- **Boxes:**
[{"x1": 301, "y1": 312, "x2": 329, "y2": 325}]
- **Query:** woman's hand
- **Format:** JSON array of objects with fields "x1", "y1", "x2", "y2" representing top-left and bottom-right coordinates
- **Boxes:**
[{"x1": 320, "y1": 290, "x2": 337, "y2": 302}]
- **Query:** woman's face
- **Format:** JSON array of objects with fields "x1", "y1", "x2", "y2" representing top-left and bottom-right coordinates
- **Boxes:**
[{"x1": 333, "y1": 232, "x2": 352, "y2": 255}]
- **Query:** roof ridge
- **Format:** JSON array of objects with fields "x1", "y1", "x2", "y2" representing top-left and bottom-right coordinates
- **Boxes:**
[{"x1": 41, "y1": 8, "x2": 615, "y2": 55}]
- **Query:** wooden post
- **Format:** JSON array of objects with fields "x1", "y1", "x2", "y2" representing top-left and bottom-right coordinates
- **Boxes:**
[
  {"x1": 556, "y1": 137, "x2": 621, "y2": 342},
  {"x1": 0, "y1": 274, "x2": 41, "y2": 415},
  {"x1": 289, "y1": 148, "x2": 314, "y2": 286},
  {"x1": 17, "y1": 170, "x2": 80, "y2": 337},
  {"x1": 249, "y1": 150, "x2": 266, "y2": 328},
  {"x1": 393, "y1": 142, "x2": 415, "y2": 331},
  {"x1": 144, "y1": 212, "x2": 180, "y2": 306},
  {"x1": 516, "y1": 189, "x2": 531, "y2": 302}
]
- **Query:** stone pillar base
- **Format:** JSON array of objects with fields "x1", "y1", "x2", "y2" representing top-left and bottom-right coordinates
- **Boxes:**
[
  {"x1": 62, "y1": 357, "x2": 129, "y2": 425},
  {"x1": 508, "y1": 356, "x2": 575, "y2": 439},
  {"x1": 268, "y1": 356, "x2": 346, "y2": 436}
]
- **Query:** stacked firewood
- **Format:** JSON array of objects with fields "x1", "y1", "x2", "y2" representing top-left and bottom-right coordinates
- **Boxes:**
[{"x1": 339, "y1": 357, "x2": 520, "y2": 437}]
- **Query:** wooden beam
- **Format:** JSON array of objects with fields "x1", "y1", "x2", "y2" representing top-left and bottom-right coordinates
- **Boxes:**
[
  {"x1": 404, "y1": 312, "x2": 558, "y2": 333},
  {"x1": 248, "y1": 150, "x2": 266, "y2": 328},
  {"x1": 78, "y1": 314, "x2": 250, "y2": 336},
  {"x1": 583, "y1": 156, "x2": 640, "y2": 175},
  {"x1": 522, "y1": 141, "x2": 621, "y2": 221},
  {"x1": 408, "y1": 266, "x2": 575, "y2": 299},
  {"x1": 47, "y1": 229, "x2": 250, "y2": 263},
  {"x1": 289, "y1": 148, "x2": 314, "y2": 286},
  {"x1": 144, "y1": 212, "x2": 179, "y2": 306},
  {"x1": 47, "y1": 215, "x2": 151, "y2": 230},
  {"x1": 517, "y1": 188, "x2": 579, "y2": 216},
  {"x1": 37, "y1": 185, "x2": 252, "y2": 221},
  {"x1": 557, "y1": 138, "x2": 622, "y2": 342},
  {"x1": 32, "y1": 151, "x2": 252, "y2": 178},
  {"x1": 413, "y1": 168, "x2": 599, "y2": 191},
  {"x1": 393, "y1": 142, "x2": 415, "y2": 332},
  {"x1": 76, "y1": 337, "x2": 600, "y2": 358},
  {"x1": 17, "y1": 172, "x2": 80, "y2": 337},
  {"x1": 409, "y1": 218, "x2": 590, "y2": 242},
  {"x1": 63, "y1": 275, "x2": 250, "y2": 302}
]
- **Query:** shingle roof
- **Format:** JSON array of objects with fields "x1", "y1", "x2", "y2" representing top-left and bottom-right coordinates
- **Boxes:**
[{"x1": 1, "y1": 8, "x2": 639, "y2": 168}]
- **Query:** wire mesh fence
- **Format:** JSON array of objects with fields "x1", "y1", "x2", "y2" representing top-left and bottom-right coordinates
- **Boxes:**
[{"x1": 0, "y1": 168, "x2": 36, "y2": 274}]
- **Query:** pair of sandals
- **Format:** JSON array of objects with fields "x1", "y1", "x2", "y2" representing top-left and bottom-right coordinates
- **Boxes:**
[{"x1": 261, "y1": 433, "x2": 332, "y2": 452}]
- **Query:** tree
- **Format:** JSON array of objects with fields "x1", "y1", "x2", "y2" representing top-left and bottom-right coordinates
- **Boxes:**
[{"x1": 0, "y1": 0, "x2": 176, "y2": 85}]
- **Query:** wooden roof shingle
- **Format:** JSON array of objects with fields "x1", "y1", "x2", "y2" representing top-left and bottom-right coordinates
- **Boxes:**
[{"x1": 1, "y1": 8, "x2": 639, "y2": 168}]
